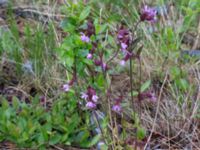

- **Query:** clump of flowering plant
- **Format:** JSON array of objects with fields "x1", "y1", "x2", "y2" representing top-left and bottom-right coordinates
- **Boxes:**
[
  {"x1": 62, "y1": 76, "x2": 77, "y2": 92},
  {"x1": 117, "y1": 26, "x2": 133, "y2": 66},
  {"x1": 80, "y1": 20, "x2": 96, "y2": 43},
  {"x1": 58, "y1": 3, "x2": 159, "y2": 148},
  {"x1": 117, "y1": 26, "x2": 130, "y2": 51},
  {"x1": 140, "y1": 5, "x2": 157, "y2": 22},
  {"x1": 81, "y1": 86, "x2": 99, "y2": 109}
]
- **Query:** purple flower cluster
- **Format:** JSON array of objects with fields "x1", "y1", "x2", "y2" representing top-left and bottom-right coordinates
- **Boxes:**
[
  {"x1": 112, "y1": 96, "x2": 122, "y2": 113},
  {"x1": 117, "y1": 26, "x2": 130, "y2": 51},
  {"x1": 81, "y1": 86, "x2": 99, "y2": 109},
  {"x1": 90, "y1": 50, "x2": 108, "y2": 72},
  {"x1": 80, "y1": 20, "x2": 96, "y2": 43},
  {"x1": 62, "y1": 76, "x2": 77, "y2": 92},
  {"x1": 117, "y1": 26, "x2": 133, "y2": 66},
  {"x1": 80, "y1": 20, "x2": 97, "y2": 60},
  {"x1": 140, "y1": 5, "x2": 157, "y2": 23},
  {"x1": 81, "y1": 33, "x2": 90, "y2": 43},
  {"x1": 80, "y1": 20, "x2": 108, "y2": 71},
  {"x1": 112, "y1": 104, "x2": 121, "y2": 113},
  {"x1": 93, "y1": 59, "x2": 107, "y2": 71}
]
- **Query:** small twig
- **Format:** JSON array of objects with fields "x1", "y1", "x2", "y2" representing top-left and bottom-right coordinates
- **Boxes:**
[{"x1": 50, "y1": 145, "x2": 64, "y2": 150}]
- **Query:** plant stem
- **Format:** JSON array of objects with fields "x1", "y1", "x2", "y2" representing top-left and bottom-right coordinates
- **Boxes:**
[
  {"x1": 129, "y1": 20, "x2": 141, "y2": 110},
  {"x1": 129, "y1": 57, "x2": 135, "y2": 113},
  {"x1": 137, "y1": 56, "x2": 142, "y2": 98},
  {"x1": 137, "y1": 56, "x2": 142, "y2": 116}
]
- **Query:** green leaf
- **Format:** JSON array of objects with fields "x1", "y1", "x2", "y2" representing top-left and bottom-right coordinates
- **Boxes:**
[
  {"x1": 76, "y1": 131, "x2": 90, "y2": 143},
  {"x1": 40, "y1": 126, "x2": 49, "y2": 142},
  {"x1": 88, "y1": 134, "x2": 101, "y2": 147},
  {"x1": 140, "y1": 80, "x2": 151, "y2": 92},
  {"x1": 12, "y1": 97, "x2": 20, "y2": 110},
  {"x1": 0, "y1": 135, "x2": 5, "y2": 142},
  {"x1": 79, "y1": 7, "x2": 91, "y2": 22},
  {"x1": 176, "y1": 78, "x2": 189, "y2": 91},
  {"x1": 49, "y1": 134, "x2": 61, "y2": 145},
  {"x1": 136, "y1": 127, "x2": 146, "y2": 140},
  {"x1": 65, "y1": 57, "x2": 74, "y2": 68},
  {"x1": 96, "y1": 74, "x2": 105, "y2": 89},
  {"x1": 80, "y1": 134, "x2": 101, "y2": 147},
  {"x1": 61, "y1": 133, "x2": 69, "y2": 142},
  {"x1": 60, "y1": 17, "x2": 77, "y2": 32},
  {"x1": 170, "y1": 66, "x2": 181, "y2": 79},
  {"x1": 1, "y1": 98, "x2": 9, "y2": 109},
  {"x1": 95, "y1": 24, "x2": 107, "y2": 34},
  {"x1": 82, "y1": 58, "x2": 93, "y2": 65}
]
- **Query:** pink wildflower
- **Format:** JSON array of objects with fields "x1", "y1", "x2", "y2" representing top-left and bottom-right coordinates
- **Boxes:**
[
  {"x1": 92, "y1": 95, "x2": 99, "y2": 102},
  {"x1": 112, "y1": 104, "x2": 121, "y2": 113},
  {"x1": 140, "y1": 5, "x2": 157, "y2": 22},
  {"x1": 87, "y1": 53, "x2": 93, "y2": 59},
  {"x1": 148, "y1": 92, "x2": 157, "y2": 102},
  {"x1": 81, "y1": 92, "x2": 88, "y2": 100},
  {"x1": 62, "y1": 83, "x2": 70, "y2": 92},
  {"x1": 86, "y1": 101, "x2": 96, "y2": 109},
  {"x1": 121, "y1": 42, "x2": 128, "y2": 50},
  {"x1": 101, "y1": 63, "x2": 107, "y2": 71},
  {"x1": 120, "y1": 60, "x2": 126, "y2": 66},
  {"x1": 81, "y1": 33, "x2": 90, "y2": 43}
]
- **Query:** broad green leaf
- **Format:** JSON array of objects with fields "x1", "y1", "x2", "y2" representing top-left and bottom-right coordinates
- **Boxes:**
[
  {"x1": 79, "y1": 7, "x2": 91, "y2": 22},
  {"x1": 176, "y1": 78, "x2": 189, "y2": 91},
  {"x1": 60, "y1": 17, "x2": 77, "y2": 32}
]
